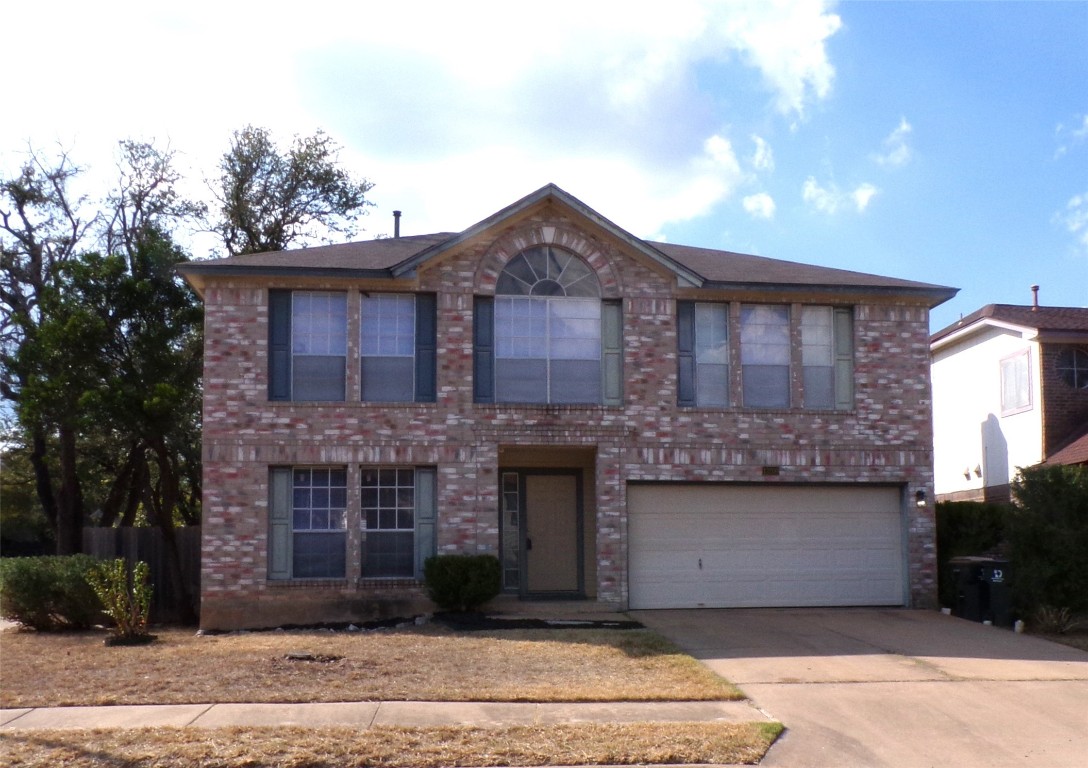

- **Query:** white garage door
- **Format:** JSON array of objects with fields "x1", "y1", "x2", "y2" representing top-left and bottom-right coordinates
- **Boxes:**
[{"x1": 628, "y1": 484, "x2": 904, "y2": 609}]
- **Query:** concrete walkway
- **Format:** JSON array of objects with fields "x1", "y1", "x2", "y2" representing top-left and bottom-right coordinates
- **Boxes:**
[
  {"x1": 1, "y1": 699, "x2": 771, "y2": 730},
  {"x1": 636, "y1": 608, "x2": 1088, "y2": 768}
]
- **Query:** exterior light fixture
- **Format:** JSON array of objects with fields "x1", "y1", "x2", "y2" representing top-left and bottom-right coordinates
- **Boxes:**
[
  {"x1": 915, "y1": 489, "x2": 927, "y2": 508},
  {"x1": 973, "y1": 465, "x2": 982, "y2": 478}
]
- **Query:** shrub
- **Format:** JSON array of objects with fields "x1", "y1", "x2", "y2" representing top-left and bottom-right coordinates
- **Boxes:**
[
  {"x1": 86, "y1": 558, "x2": 154, "y2": 643},
  {"x1": 0, "y1": 555, "x2": 102, "y2": 630},
  {"x1": 1008, "y1": 464, "x2": 1088, "y2": 615},
  {"x1": 935, "y1": 500, "x2": 1011, "y2": 607},
  {"x1": 423, "y1": 554, "x2": 501, "y2": 612},
  {"x1": 1031, "y1": 605, "x2": 1083, "y2": 635}
]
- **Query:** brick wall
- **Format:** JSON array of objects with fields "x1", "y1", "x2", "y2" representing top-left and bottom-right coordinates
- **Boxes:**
[
  {"x1": 198, "y1": 211, "x2": 939, "y2": 629},
  {"x1": 1039, "y1": 343, "x2": 1088, "y2": 455}
]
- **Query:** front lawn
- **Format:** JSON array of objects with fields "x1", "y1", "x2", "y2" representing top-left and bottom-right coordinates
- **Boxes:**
[
  {"x1": 1, "y1": 723, "x2": 785, "y2": 767},
  {"x1": 0, "y1": 624, "x2": 742, "y2": 708},
  {"x1": 0, "y1": 623, "x2": 780, "y2": 766}
]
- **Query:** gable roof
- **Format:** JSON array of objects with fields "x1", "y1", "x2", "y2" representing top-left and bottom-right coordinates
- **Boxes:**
[
  {"x1": 179, "y1": 184, "x2": 957, "y2": 306},
  {"x1": 931, "y1": 304, "x2": 1088, "y2": 347}
]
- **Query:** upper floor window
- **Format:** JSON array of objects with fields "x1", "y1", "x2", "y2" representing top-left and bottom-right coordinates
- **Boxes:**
[
  {"x1": 678, "y1": 302, "x2": 853, "y2": 410},
  {"x1": 1000, "y1": 350, "x2": 1032, "y2": 414},
  {"x1": 269, "y1": 290, "x2": 436, "y2": 403},
  {"x1": 475, "y1": 246, "x2": 622, "y2": 406},
  {"x1": 361, "y1": 294, "x2": 416, "y2": 402},
  {"x1": 677, "y1": 302, "x2": 730, "y2": 407},
  {"x1": 801, "y1": 306, "x2": 854, "y2": 410},
  {"x1": 1056, "y1": 348, "x2": 1088, "y2": 390},
  {"x1": 741, "y1": 304, "x2": 790, "y2": 408},
  {"x1": 269, "y1": 290, "x2": 347, "y2": 401}
]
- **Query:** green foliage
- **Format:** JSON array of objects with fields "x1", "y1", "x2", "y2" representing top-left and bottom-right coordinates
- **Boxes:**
[
  {"x1": 86, "y1": 558, "x2": 153, "y2": 641},
  {"x1": 935, "y1": 500, "x2": 1011, "y2": 607},
  {"x1": 423, "y1": 554, "x2": 502, "y2": 612},
  {"x1": 1008, "y1": 464, "x2": 1088, "y2": 614},
  {"x1": 0, "y1": 555, "x2": 101, "y2": 630},
  {"x1": 213, "y1": 125, "x2": 374, "y2": 256}
]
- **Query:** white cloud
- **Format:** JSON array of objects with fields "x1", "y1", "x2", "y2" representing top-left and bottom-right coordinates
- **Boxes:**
[
  {"x1": 803, "y1": 177, "x2": 878, "y2": 214},
  {"x1": 1055, "y1": 192, "x2": 1088, "y2": 254},
  {"x1": 873, "y1": 118, "x2": 913, "y2": 168},
  {"x1": 1, "y1": 1, "x2": 844, "y2": 245},
  {"x1": 1055, "y1": 115, "x2": 1088, "y2": 159},
  {"x1": 743, "y1": 193, "x2": 776, "y2": 219},
  {"x1": 715, "y1": 0, "x2": 842, "y2": 116},
  {"x1": 852, "y1": 183, "x2": 879, "y2": 211},
  {"x1": 750, "y1": 135, "x2": 776, "y2": 172}
]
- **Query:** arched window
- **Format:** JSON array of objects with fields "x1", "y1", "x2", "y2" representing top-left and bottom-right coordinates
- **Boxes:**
[{"x1": 494, "y1": 247, "x2": 603, "y2": 403}]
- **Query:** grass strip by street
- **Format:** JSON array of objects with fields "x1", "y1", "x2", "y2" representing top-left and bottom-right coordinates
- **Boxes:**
[
  {"x1": 0, "y1": 625, "x2": 742, "y2": 708},
  {"x1": 0, "y1": 722, "x2": 785, "y2": 767}
]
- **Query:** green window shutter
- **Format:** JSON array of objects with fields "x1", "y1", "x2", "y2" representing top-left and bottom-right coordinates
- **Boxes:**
[
  {"x1": 414, "y1": 468, "x2": 437, "y2": 579},
  {"x1": 415, "y1": 294, "x2": 437, "y2": 403},
  {"x1": 602, "y1": 300, "x2": 623, "y2": 406},
  {"x1": 268, "y1": 467, "x2": 293, "y2": 579},
  {"x1": 834, "y1": 308, "x2": 854, "y2": 410},
  {"x1": 473, "y1": 296, "x2": 495, "y2": 404},
  {"x1": 268, "y1": 290, "x2": 292, "y2": 401},
  {"x1": 676, "y1": 301, "x2": 696, "y2": 407}
]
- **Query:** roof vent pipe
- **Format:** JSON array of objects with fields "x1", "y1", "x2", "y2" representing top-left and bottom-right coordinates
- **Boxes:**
[
  {"x1": 393, "y1": 210, "x2": 402, "y2": 239},
  {"x1": 1031, "y1": 284, "x2": 1039, "y2": 310}
]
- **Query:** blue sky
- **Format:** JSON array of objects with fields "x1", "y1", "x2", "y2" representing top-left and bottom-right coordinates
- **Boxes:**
[{"x1": 3, "y1": 1, "x2": 1085, "y2": 331}]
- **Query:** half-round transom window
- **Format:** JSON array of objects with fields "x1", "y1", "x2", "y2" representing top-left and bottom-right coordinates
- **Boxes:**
[
  {"x1": 1057, "y1": 348, "x2": 1088, "y2": 389},
  {"x1": 496, "y1": 246, "x2": 600, "y2": 297}
]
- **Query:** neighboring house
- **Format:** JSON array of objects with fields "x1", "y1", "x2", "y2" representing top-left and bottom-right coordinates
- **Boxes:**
[
  {"x1": 930, "y1": 302, "x2": 1088, "y2": 503},
  {"x1": 179, "y1": 184, "x2": 956, "y2": 630}
]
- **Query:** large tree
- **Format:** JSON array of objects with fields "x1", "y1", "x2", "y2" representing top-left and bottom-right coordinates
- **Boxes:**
[
  {"x1": 211, "y1": 125, "x2": 373, "y2": 256},
  {"x1": 1, "y1": 143, "x2": 203, "y2": 565},
  {"x1": 1, "y1": 149, "x2": 97, "y2": 552}
]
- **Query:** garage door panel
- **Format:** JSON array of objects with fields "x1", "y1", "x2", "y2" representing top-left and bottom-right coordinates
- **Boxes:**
[{"x1": 628, "y1": 485, "x2": 904, "y2": 609}]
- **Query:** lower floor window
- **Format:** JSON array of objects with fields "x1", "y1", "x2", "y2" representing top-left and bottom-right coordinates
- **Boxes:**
[
  {"x1": 361, "y1": 467, "x2": 417, "y2": 577},
  {"x1": 268, "y1": 465, "x2": 436, "y2": 582}
]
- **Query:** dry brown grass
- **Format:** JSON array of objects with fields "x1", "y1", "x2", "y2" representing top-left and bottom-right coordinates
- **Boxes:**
[
  {"x1": 0, "y1": 625, "x2": 742, "y2": 708},
  {"x1": 0, "y1": 722, "x2": 784, "y2": 767}
]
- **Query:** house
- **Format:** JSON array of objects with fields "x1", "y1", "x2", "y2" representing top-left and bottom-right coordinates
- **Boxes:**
[
  {"x1": 179, "y1": 184, "x2": 956, "y2": 630},
  {"x1": 930, "y1": 299, "x2": 1088, "y2": 503}
]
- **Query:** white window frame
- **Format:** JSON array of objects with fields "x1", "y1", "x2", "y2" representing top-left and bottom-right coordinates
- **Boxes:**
[{"x1": 1000, "y1": 349, "x2": 1032, "y2": 415}]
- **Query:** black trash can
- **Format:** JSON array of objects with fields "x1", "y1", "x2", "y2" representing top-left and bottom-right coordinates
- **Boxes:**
[{"x1": 948, "y1": 556, "x2": 1012, "y2": 627}]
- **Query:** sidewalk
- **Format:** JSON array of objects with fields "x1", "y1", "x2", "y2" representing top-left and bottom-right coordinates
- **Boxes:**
[{"x1": 2, "y1": 699, "x2": 772, "y2": 730}]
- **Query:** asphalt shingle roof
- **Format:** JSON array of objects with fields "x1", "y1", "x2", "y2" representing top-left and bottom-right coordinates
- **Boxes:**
[{"x1": 931, "y1": 304, "x2": 1088, "y2": 343}]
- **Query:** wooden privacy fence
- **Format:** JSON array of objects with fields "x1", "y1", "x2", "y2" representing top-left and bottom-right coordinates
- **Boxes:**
[{"x1": 82, "y1": 526, "x2": 201, "y2": 624}]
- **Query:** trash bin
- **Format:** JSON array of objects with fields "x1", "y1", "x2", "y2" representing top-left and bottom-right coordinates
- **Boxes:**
[{"x1": 948, "y1": 556, "x2": 1012, "y2": 627}]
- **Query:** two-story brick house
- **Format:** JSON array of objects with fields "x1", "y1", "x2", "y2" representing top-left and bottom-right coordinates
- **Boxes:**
[
  {"x1": 931, "y1": 301, "x2": 1088, "y2": 503},
  {"x1": 180, "y1": 184, "x2": 956, "y2": 630}
]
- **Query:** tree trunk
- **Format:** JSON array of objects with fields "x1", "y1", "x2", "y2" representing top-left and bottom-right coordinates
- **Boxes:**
[
  {"x1": 28, "y1": 426, "x2": 59, "y2": 534},
  {"x1": 54, "y1": 423, "x2": 83, "y2": 555},
  {"x1": 99, "y1": 443, "x2": 142, "y2": 528},
  {"x1": 149, "y1": 443, "x2": 197, "y2": 624}
]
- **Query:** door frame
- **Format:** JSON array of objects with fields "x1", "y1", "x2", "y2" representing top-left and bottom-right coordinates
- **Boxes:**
[{"x1": 502, "y1": 468, "x2": 585, "y2": 599}]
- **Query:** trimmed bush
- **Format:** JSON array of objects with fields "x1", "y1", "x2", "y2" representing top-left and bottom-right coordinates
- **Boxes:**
[
  {"x1": 0, "y1": 555, "x2": 102, "y2": 630},
  {"x1": 423, "y1": 554, "x2": 501, "y2": 612}
]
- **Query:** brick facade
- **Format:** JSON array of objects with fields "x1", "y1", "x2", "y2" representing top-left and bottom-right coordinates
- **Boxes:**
[
  {"x1": 1039, "y1": 343, "x2": 1088, "y2": 455},
  {"x1": 194, "y1": 197, "x2": 944, "y2": 630}
]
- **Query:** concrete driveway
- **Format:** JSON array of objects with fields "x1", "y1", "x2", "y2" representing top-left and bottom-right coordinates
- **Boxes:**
[{"x1": 635, "y1": 608, "x2": 1088, "y2": 768}]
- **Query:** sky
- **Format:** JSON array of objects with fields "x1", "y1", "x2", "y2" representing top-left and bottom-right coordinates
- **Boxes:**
[{"x1": 3, "y1": 0, "x2": 1086, "y2": 331}]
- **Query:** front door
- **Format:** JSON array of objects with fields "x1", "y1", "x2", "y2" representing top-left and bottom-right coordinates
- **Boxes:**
[{"x1": 500, "y1": 469, "x2": 583, "y2": 597}]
